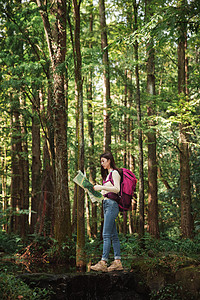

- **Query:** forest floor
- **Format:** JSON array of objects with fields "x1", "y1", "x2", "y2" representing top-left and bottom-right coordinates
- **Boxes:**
[{"x1": 0, "y1": 232, "x2": 200, "y2": 299}]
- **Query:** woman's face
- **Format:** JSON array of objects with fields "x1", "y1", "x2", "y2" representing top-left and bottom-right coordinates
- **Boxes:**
[{"x1": 101, "y1": 157, "x2": 111, "y2": 170}]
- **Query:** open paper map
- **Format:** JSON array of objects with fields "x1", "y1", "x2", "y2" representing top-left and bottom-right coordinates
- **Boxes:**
[{"x1": 73, "y1": 170, "x2": 104, "y2": 203}]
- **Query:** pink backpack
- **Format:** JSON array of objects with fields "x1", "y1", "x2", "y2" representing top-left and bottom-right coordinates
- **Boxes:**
[{"x1": 103, "y1": 168, "x2": 137, "y2": 212}]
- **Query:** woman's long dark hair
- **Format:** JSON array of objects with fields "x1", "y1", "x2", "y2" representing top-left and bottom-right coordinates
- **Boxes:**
[{"x1": 100, "y1": 152, "x2": 121, "y2": 180}]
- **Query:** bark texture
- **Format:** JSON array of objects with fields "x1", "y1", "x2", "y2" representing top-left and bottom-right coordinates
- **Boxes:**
[
  {"x1": 72, "y1": 0, "x2": 85, "y2": 270},
  {"x1": 36, "y1": 0, "x2": 72, "y2": 242},
  {"x1": 99, "y1": 0, "x2": 111, "y2": 152},
  {"x1": 134, "y1": 0, "x2": 144, "y2": 238},
  {"x1": 177, "y1": 0, "x2": 194, "y2": 237},
  {"x1": 146, "y1": 0, "x2": 159, "y2": 239},
  {"x1": 10, "y1": 97, "x2": 25, "y2": 236},
  {"x1": 30, "y1": 92, "x2": 42, "y2": 234}
]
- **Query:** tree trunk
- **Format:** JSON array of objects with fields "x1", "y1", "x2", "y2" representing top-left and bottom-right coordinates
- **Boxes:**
[
  {"x1": 127, "y1": 70, "x2": 135, "y2": 171},
  {"x1": 20, "y1": 97, "x2": 29, "y2": 237},
  {"x1": 72, "y1": 184, "x2": 77, "y2": 234},
  {"x1": 177, "y1": 0, "x2": 194, "y2": 238},
  {"x1": 73, "y1": 0, "x2": 86, "y2": 270},
  {"x1": 10, "y1": 95, "x2": 25, "y2": 236},
  {"x1": 123, "y1": 70, "x2": 128, "y2": 168},
  {"x1": 133, "y1": 0, "x2": 145, "y2": 238},
  {"x1": 146, "y1": 0, "x2": 159, "y2": 239},
  {"x1": 36, "y1": 0, "x2": 72, "y2": 243},
  {"x1": 36, "y1": 78, "x2": 55, "y2": 236},
  {"x1": 86, "y1": 78, "x2": 97, "y2": 237},
  {"x1": 1, "y1": 145, "x2": 8, "y2": 232},
  {"x1": 39, "y1": 139, "x2": 54, "y2": 236},
  {"x1": 123, "y1": 211, "x2": 128, "y2": 235},
  {"x1": 45, "y1": 72, "x2": 56, "y2": 236},
  {"x1": 86, "y1": 195, "x2": 91, "y2": 238},
  {"x1": 8, "y1": 9, "x2": 27, "y2": 236},
  {"x1": 146, "y1": 44, "x2": 159, "y2": 238},
  {"x1": 30, "y1": 91, "x2": 42, "y2": 234},
  {"x1": 99, "y1": 0, "x2": 111, "y2": 152},
  {"x1": 87, "y1": 0, "x2": 97, "y2": 238}
]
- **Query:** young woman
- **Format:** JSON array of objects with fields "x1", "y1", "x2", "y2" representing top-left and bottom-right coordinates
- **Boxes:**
[{"x1": 90, "y1": 152, "x2": 123, "y2": 272}]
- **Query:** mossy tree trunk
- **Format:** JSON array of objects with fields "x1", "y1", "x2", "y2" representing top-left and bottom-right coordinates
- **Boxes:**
[{"x1": 36, "y1": 0, "x2": 72, "y2": 243}]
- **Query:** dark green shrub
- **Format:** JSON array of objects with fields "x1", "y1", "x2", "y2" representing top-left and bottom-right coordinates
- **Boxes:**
[
  {"x1": 0, "y1": 272, "x2": 52, "y2": 300},
  {"x1": 150, "y1": 283, "x2": 195, "y2": 300}
]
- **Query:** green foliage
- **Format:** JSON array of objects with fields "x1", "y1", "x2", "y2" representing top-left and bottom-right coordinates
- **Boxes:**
[
  {"x1": 85, "y1": 232, "x2": 200, "y2": 270},
  {"x1": 0, "y1": 231, "x2": 76, "y2": 268},
  {"x1": 84, "y1": 233, "x2": 104, "y2": 263},
  {"x1": 0, "y1": 207, "x2": 32, "y2": 239},
  {"x1": 44, "y1": 235, "x2": 76, "y2": 265},
  {"x1": 119, "y1": 234, "x2": 144, "y2": 257},
  {"x1": 141, "y1": 232, "x2": 200, "y2": 258},
  {"x1": 0, "y1": 231, "x2": 24, "y2": 254},
  {"x1": 150, "y1": 283, "x2": 194, "y2": 300},
  {"x1": 0, "y1": 272, "x2": 52, "y2": 300}
]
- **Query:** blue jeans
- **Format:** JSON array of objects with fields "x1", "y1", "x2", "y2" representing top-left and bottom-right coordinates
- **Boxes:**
[{"x1": 102, "y1": 199, "x2": 121, "y2": 261}]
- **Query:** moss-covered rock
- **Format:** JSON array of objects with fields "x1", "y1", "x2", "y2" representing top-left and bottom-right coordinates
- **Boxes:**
[
  {"x1": 16, "y1": 253, "x2": 200, "y2": 299},
  {"x1": 130, "y1": 254, "x2": 200, "y2": 299},
  {"x1": 175, "y1": 265, "x2": 200, "y2": 299},
  {"x1": 19, "y1": 272, "x2": 150, "y2": 300}
]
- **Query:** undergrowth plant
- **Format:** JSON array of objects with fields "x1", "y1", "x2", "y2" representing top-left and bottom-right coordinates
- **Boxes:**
[
  {"x1": 0, "y1": 272, "x2": 53, "y2": 300},
  {"x1": 150, "y1": 283, "x2": 195, "y2": 300}
]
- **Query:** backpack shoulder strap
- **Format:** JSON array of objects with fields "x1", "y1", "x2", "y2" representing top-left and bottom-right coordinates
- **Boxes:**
[{"x1": 103, "y1": 170, "x2": 114, "y2": 185}]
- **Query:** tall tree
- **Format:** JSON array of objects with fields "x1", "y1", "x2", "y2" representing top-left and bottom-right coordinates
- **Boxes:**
[
  {"x1": 36, "y1": 73, "x2": 55, "y2": 236},
  {"x1": 36, "y1": 0, "x2": 72, "y2": 243},
  {"x1": 145, "y1": 0, "x2": 159, "y2": 238},
  {"x1": 99, "y1": 0, "x2": 111, "y2": 152},
  {"x1": 10, "y1": 95, "x2": 25, "y2": 236},
  {"x1": 30, "y1": 91, "x2": 42, "y2": 234},
  {"x1": 177, "y1": 0, "x2": 194, "y2": 238},
  {"x1": 71, "y1": 0, "x2": 86, "y2": 270},
  {"x1": 5, "y1": 1, "x2": 30, "y2": 237},
  {"x1": 133, "y1": 0, "x2": 145, "y2": 238},
  {"x1": 1, "y1": 145, "x2": 8, "y2": 232},
  {"x1": 127, "y1": 70, "x2": 135, "y2": 171},
  {"x1": 20, "y1": 97, "x2": 29, "y2": 237},
  {"x1": 87, "y1": 0, "x2": 97, "y2": 236}
]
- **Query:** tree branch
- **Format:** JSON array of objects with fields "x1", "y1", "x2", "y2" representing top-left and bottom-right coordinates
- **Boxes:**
[{"x1": 36, "y1": 0, "x2": 55, "y2": 65}]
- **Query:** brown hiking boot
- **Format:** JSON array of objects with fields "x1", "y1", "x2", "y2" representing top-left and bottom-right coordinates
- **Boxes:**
[
  {"x1": 90, "y1": 260, "x2": 108, "y2": 272},
  {"x1": 108, "y1": 260, "x2": 123, "y2": 272}
]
